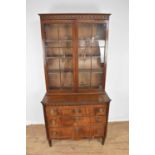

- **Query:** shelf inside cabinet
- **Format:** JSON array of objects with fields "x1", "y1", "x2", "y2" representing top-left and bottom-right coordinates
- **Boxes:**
[
  {"x1": 48, "y1": 69, "x2": 73, "y2": 73},
  {"x1": 44, "y1": 40, "x2": 72, "y2": 48},
  {"x1": 45, "y1": 40, "x2": 72, "y2": 42},
  {"x1": 78, "y1": 40, "x2": 105, "y2": 47},
  {"x1": 48, "y1": 87, "x2": 72, "y2": 90},
  {"x1": 78, "y1": 69, "x2": 103, "y2": 73},
  {"x1": 46, "y1": 55, "x2": 72, "y2": 59}
]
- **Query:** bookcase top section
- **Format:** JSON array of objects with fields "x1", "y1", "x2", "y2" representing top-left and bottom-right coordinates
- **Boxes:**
[{"x1": 39, "y1": 13, "x2": 111, "y2": 20}]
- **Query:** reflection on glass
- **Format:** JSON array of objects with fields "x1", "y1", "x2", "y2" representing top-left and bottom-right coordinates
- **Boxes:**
[
  {"x1": 79, "y1": 72, "x2": 91, "y2": 88},
  {"x1": 77, "y1": 23, "x2": 106, "y2": 89},
  {"x1": 99, "y1": 47, "x2": 105, "y2": 63},
  {"x1": 48, "y1": 73, "x2": 61, "y2": 89},
  {"x1": 91, "y1": 72, "x2": 103, "y2": 88},
  {"x1": 79, "y1": 57, "x2": 91, "y2": 69},
  {"x1": 61, "y1": 72, "x2": 72, "y2": 88},
  {"x1": 47, "y1": 58, "x2": 59, "y2": 71},
  {"x1": 60, "y1": 58, "x2": 72, "y2": 71}
]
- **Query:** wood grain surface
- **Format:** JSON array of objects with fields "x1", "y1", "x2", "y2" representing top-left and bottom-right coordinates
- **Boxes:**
[{"x1": 26, "y1": 121, "x2": 128, "y2": 155}]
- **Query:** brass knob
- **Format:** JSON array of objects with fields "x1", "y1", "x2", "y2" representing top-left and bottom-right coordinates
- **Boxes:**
[
  {"x1": 99, "y1": 108, "x2": 104, "y2": 112},
  {"x1": 51, "y1": 120, "x2": 55, "y2": 126},
  {"x1": 50, "y1": 109, "x2": 57, "y2": 115},
  {"x1": 75, "y1": 117, "x2": 80, "y2": 121}
]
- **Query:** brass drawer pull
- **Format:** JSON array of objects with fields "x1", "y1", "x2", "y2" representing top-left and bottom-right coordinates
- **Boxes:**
[
  {"x1": 99, "y1": 108, "x2": 104, "y2": 113},
  {"x1": 75, "y1": 117, "x2": 80, "y2": 121},
  {"x1": 50, "y1": 109, "x2": 57, "y2": 115},
  {"x1": 50, "y1": 120, "x2": 56, "y2": 126}
]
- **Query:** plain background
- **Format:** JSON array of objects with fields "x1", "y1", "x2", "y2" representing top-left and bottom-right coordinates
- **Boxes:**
[{"x1": 26, "y1": 0, "x2": 129, "y2": 124}]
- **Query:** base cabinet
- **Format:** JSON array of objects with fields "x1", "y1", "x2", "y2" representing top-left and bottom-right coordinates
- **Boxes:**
[{"x1": 42, "y1": 94, "x2": 110, "y2": 146}]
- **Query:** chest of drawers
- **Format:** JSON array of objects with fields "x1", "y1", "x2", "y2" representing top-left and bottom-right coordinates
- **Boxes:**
[{"x1": 41, "y1": 93, "x2": 110, "y2": 146}]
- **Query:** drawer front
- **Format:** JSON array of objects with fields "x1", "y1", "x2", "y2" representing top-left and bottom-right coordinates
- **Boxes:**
[
  {"x1": 47, "y1": 116, "x2": 91, "y2": 127},
  {"x1": 86, "y1": 104, "x2": 107, "y2": 116},
  {"x1": 49, "y1": 127, "x2": 74, "y2": 139},
  {"x1": 60, "y1": 116, "x2": 75, "y2": 127},
  {"x1": 61, "y1": 106, "x2": 86, "y2": 116},
  {"x1": 46, "y1": 106, "x2": 86, "y2": 117},
  {"x1": 46, "y1": 104, "x2": 107, "y2": 117},
  {"x1": 48, "y1": 117, "x2": 61, "y2": 127},
  {"x1": 74, "y1": 126, "x2": 91, "y2": 138},
  {"x1": 46, "y1": 106, "x2": 61, "y2": 117},
  {"x1": 90, "y1": 116, "x2": 106, "y2": 125},
  {"x1": 92, "y1": 125, "x2": 105, "y2": 137},
  {"x1": 74, "y1": 116, "x2": 90, "y2": 126}
]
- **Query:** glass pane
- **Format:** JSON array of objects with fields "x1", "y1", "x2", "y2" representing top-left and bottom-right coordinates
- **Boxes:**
[
  {"x1": 77, "y1": 23, "x2": 106, "y2": 89},
  {"x1": 45, "y1": 41, "x2": 72, "y2": 48},
  {"x1": 79, "y1": 57, "x2": 91, "y2": 70},
  {"x1": 91, "y1": 72, "x2": 103, "y2": 89},
  {"x1": 79, "y1": 72, "x2": 91, "y2": 88},
  {"x1": 46, "y1": 47, "x2": 59, "y2": 57},
  {"x1": 48, "y1": 73, "x2": 61, "y2": 89},
  {"x1": 61, "y1": 47, "x2": 72, "y2": 56},
  {"x1": 45, "y1": 23, "x2": 72, "y2": 41},
  {"x1": 60, "y1": 58, "x2": 72, "y2": 71},
  {"x1": 46, "y1": 47, "x2": 72, "y2": 57},
  {"x1": 59, "y1": 24, "x2": 72, "y2": 40},
  {"x1": 45, "y1": 24, "x2": 58, "y2": 40},
  {"x1": 61, "y1": 72, "x2": 73, "y2": 88},
  {"x1": 92, "y1": 57, "x2": 103, "y2": 70},
  {"x1": 47, "y1": 58, "x2": 59, "y2": 71},
  {"x1": 60, "y1": 41, "x2": 72, "y2": 47},
  {"x1": 44, "y1": 23, "x2": 73, "y2": 90},
  {"x1": 78, "y1": 47, "x2": 91, "y2": 56},
  {"x1": 78, "y1": 24, "x2": 92, "y2": 40},
  {"x1": 92, "y1": 24, "x2": 105, "y2": 40},
  {"x1": 91, "y1": 47, "x2": 100, "y2": 56}
]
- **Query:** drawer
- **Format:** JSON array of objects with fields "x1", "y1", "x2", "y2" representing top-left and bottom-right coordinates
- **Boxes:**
[
  {"x1": 48, "y1": 116, "x2": 91, "y2": 127},
  {"x1": 86, "y1": 105, "x2": 107, "y2": 116},
  {"x1": 92, "y1": 125, "x2": 105, "y2": 137},
  {"x1": 74, "y1": 126, "x2": 91, "y2": 138},
  {"x1": 49, "y1": 127, "x2": 74, "y2": 139},
  {"x1": 74, "y1": 116, "x2": 90, "y2": 126},
  {"x1": 46, "y1": 106, "x2": 86, "y2": 117},
  {"x1": 46, "y1": 106, "x2": 61, "y2": 117},
  {"x1": 61, "y1": 106, "x2": 86, "y2": 116},
  {"x1": 48, "y1": 117, "x2": 61, "y2": 127},
  {"x1": 90, "y1": 116, "x2": 106, "y2": 125},
  {"x1": 60, "y1": 116, "x2": 75, "y2": 127}
]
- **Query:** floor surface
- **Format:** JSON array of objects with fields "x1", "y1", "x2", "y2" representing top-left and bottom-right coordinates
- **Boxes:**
[{"x1": 26, "y1": 121, "x2": 129, "y2": 155}]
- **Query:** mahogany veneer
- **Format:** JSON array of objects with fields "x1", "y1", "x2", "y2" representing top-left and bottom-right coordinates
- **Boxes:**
[{"x1": 39, "y1": 13, "x2": 111, "y2": 146}]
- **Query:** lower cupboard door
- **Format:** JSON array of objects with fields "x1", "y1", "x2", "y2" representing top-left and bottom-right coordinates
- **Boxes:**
[
  {"x1": 49, "y1": 127, "x2": 74, "y2": 139},
  {"x1": 74, "y1": 126, "x2": 91, "y2": 139}
]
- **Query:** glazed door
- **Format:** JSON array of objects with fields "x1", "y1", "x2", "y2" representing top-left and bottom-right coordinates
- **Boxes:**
[
  {"x1": 77, "y1": 21, "x2": 107, "y2": 91},
  {"x1": 42, "y1": 20, "x2": 75, "y2": 91}
]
